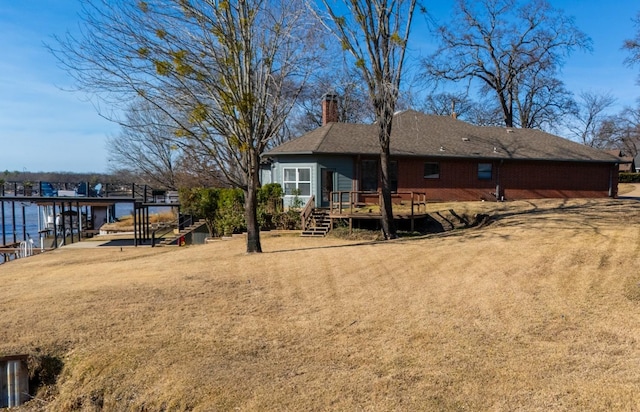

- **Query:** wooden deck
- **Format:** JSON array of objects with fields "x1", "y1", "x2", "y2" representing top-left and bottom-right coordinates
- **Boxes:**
[
  {"x1": 329, "y1": 191, "x2": 428, "y2": 217},
  {"x1": 301, "y1": 191, "x2": 430, "y2": 234}
]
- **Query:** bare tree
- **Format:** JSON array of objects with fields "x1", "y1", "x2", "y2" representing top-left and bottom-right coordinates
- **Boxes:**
[
  {"x1": 624, "y1": 11, "x2": 640, "y2": 82},
  {"x1": 423, "y1": 0, "x2": 589, "y2": 128},
  {"x1": 315, "y1": 0, "x2": 417, "y2": 240},
  {"x1": 107, "y1": 99, "x2": 184, "y2": 189},
  {"x1": 52, "y1": 0, "x2": 323, "y2": 253},
  {"x1": 514, "y1": 69, "x2": 577, "y2": 131},
  {"x1": 417, "y1": 92, "x2": 473, "y2": 118},
  {"x1": 466, "y1": 99, "x2": 504, "y2": 127},
  {"x1": 288, "y1": 70, "x2": 373, "y2": 137},
  {"x1": 567, "y1": 91, "x2": 617, "y2": 147},
  {"x1": 616, "y1": 106, "x2": 640, "y2": 157},
  {"x1": 572, "y1": 105, "x2": 640, "y2": 156}
]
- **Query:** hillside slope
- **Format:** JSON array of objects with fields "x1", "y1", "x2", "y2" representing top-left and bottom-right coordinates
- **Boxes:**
[{"x1": 2, "y1": 198, "x2": 640, "y2": 411}]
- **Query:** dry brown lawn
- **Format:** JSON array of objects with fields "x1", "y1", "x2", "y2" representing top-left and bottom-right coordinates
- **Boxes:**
[
  {"x1": 3, "y1": 198, "x2": 640, "y2": 411},
  {"x1": 100, "y1": 210, "x2": 177, "y2": 233}
]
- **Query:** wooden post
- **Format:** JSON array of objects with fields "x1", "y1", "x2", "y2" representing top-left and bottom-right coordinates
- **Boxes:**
[
  {"x1": 11, "y1": 201, "x2": 16, "y2": 244},
  {"x1": 1, "y1": 200, "x2": 5, "y2": 246},
  {"x1": 20, "y1": 204, "x2": 26, "y2": 241},
  {"x1": 53, "y1": 201, "x2": 58, "y2": 248},
  {"x1": 133, "y1": 203, "x2": 137, "y2": 247}
]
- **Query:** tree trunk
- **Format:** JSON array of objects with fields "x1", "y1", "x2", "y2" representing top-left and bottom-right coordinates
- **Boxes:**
[
  {"x1": 498, "y1": 91, "x2": 514, "y2": 128},
  {"x1": 245, "y1": 164, "x2": 262, "y2": 253},
  {"x1": 379, "y1": 149, "x2": 396, "y2": 239},
  {"x1": 378, "y1": 107, "x2": 397, "y2": 240}
]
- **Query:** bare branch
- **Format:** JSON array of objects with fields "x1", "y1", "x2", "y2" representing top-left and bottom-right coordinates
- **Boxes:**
[
  {"x1": 52, "y1": 0, "x2": 324, "y2": 252},
  {"x1": 315, "y1": 0, "x2": 417, "y2": 239},
  {"x1": 422, "y1": 0, "x2": 590, "y2": 128}
]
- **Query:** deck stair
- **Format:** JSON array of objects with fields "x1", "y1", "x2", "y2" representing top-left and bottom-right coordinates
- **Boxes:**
[
  {"x1": 157, "y1": 219, "x2": 207, "y2": 246},
  {"x1": 301, "y1": 209, "x2": 331, "y2": 237}
]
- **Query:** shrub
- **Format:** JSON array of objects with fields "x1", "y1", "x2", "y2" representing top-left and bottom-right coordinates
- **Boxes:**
[
  {"x1": 215, "y1": 188, "x2": 245, "y2": 236},
  {"x1": 619, "y1": 173, "x2": 640, "y2": 183},
  {"x1": 179, "y1": 187, "x2": 219, "y2": 236},
  {"x1": 257, "y1": 184, "x2": 284, "y2": 230},
  {"x1": 179, "y1": 187, "x2": 244, "y2": 236},
  {"x1": 180, "y1": 184, "x2": 301, "y2": 235}
]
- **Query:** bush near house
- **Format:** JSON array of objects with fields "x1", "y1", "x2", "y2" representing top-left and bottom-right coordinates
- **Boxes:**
[
  {"x1": 179, "y1": 187, "x2": 245, "y2": 237},
  {"x1": 180, "y1": 184, "x2": 300, "y2": 236},
  {"x1": 619, "y1": 173, "x2": 640, "y2": 183},
  {"x1": 257, "y1": 184, "x2": 301, "y2": 231}
]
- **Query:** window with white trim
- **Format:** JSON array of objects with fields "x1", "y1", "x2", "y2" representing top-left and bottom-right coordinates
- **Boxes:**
[{"x1": 283, "y1": 167, "x2": 311, "y2": 196}]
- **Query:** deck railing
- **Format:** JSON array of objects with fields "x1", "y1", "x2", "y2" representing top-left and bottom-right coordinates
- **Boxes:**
[
  {"x1": 329, "y1": 191, "x2": 428, "y2": 217},
  {"x1": 0, "y1": 181, "x2": 179, "y2": 204},
  {"x1": 300, "y1": 195, "x2": 316, "y2": 231}
]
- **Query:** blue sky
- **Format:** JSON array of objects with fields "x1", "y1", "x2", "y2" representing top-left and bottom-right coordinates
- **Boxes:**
[{"x1": 0, "y1": 1, "x2": 639, "y2": 173}]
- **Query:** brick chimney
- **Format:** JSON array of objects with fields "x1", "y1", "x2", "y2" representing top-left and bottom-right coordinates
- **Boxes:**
[{"x1": 322, "y1": 92, "x2": 339, "y2": 125}]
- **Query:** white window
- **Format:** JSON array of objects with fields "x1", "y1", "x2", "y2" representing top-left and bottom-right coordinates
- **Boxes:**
[{"x1": 283, "y1": 167, "x2": 311, "y2": 196}]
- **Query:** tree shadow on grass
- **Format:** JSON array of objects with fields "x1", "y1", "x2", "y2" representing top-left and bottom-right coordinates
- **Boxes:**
[{"x1": 264, "y1": 198, "x2": 640, "y2": 254}]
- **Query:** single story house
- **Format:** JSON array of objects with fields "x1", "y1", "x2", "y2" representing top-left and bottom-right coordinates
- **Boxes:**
[
  {"x1": 606, "y1": 149, "x2": 635, "y2": 173},
  {"x1": 262, "y1": 95, "x2": 622, "y2": 209}
]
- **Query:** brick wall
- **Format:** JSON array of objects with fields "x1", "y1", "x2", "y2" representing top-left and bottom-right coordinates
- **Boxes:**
[{"x1": 395, "y1": 157, "x2": 616, "y2": 201}]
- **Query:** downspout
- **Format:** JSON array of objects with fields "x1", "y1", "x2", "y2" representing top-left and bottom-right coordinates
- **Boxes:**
[
  {"x1": 354, "y1": 155, "x2": 361, "y2": 192},
  {"x1": 609, "y1": 163, "x2": 618, "y2": 198},
  {"x1": 496, "y1": 159, "x2": 504, "y2": 201}
]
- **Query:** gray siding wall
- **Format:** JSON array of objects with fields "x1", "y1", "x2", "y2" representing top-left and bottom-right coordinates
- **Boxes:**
[
  {"x1": 269, "y1": 156, "x2": 317, "y2": 208},
  {"x1": 267, "y1": 155, "x2": 354, "y2": 208},
  {"x1": 317, "y1": 156, "x2": 354, "y2": 193},
  {"x1": 259, "y1": 165, "x2": 272, "y2": 185}
]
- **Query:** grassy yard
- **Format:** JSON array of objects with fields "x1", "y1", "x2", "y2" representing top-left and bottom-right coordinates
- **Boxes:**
[{"x1": 2, "y1": 198, "x2": 640, "y2": 410}]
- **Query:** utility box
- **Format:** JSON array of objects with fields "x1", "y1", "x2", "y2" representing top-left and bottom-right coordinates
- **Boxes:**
[{"x1": 0, "y1": 355, "x2": 29, "y2": 408}]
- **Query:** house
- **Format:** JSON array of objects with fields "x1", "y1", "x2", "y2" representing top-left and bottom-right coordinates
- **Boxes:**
[
  {"x1": 605, "y1": 150, "x2": 636, "y2": 173},
  {"x1": 262, "y1": 95, "x2": 622, "y2": 210}
]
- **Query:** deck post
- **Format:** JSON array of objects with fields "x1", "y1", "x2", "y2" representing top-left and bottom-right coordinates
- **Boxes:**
[
  {"x1": 133, "y1": 203, "x2": 137, "y2": 247},
  {"x1": 62, "y1": 203, "x2": 67, "y2": 245},
  {"x1": 144, "y1": 206, "x2": 150, "y2": 242},
  {"x1": 1, "y1": 200, "x2": 5, "y2": 246},
  {"x1": 52, "y1": 202, "x2": 58, "y2": 248},
  {"x1": 21, "y1": 204, "x2": 27, "y2": 242},
  {"x1": 76, "y1": 201, "x2": 82, "y2": 242},
  {"x1": 11, "y1": 201, "x2": 16, "y2": 244}
]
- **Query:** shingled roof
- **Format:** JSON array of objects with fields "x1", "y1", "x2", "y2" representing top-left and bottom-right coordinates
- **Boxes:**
[{"x1": 265, "y1": 110, "x2": 620, "y2": 163}]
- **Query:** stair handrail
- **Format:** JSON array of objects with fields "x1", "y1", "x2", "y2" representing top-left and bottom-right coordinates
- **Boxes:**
[
  {"x1": 151, "y1": 214, "x2": 191, "y2": 247},
  {"x1": 150, "y1": 215, "x2": 207, "y2": 247},
  {"x1": 300, "y1": 195, "x2": 316, "y2": 231}
]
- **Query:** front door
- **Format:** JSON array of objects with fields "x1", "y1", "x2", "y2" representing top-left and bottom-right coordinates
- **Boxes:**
[{"x1": 321, "y1": 169, "x2": 334, "y2": 207}]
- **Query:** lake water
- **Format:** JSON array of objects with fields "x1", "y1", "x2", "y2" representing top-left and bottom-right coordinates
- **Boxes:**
[
  {"x1": 0, "y1": 202, "x2": 142, "y2": 245},
  {"x1": 0, "y1": 203, "x2": 39, "y2": 244}
]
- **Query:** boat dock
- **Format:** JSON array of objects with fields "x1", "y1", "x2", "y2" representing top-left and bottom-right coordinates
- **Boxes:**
[{"x1": 0, "y1": 181, "x2": 180, "y2": 257}]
